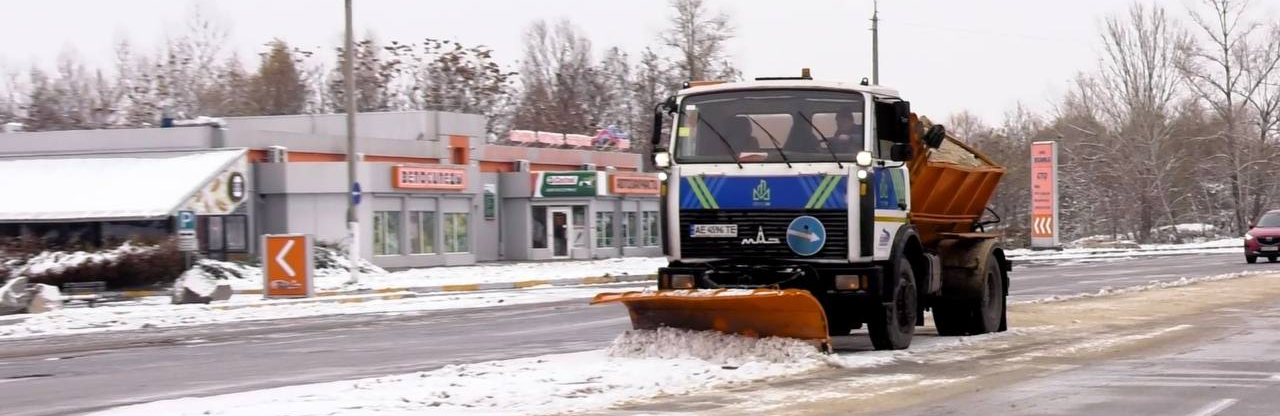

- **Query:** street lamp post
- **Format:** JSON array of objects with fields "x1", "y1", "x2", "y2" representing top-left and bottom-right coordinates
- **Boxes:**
[{"x1": 344, "y1": 0, "x2": 361, "y2": 285}]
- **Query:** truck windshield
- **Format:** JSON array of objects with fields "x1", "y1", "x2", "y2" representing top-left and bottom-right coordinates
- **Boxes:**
[
  {"x1": 674, "y1": 89, "x2": 866, "y2": 164},
  {"x1": 1259, "y1": 213, "x2": 1280, "y2": 227}
]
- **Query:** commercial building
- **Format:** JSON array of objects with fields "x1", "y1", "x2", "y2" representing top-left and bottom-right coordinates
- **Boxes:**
[{"x1": 0, "y1": 111, "x2": 661, "y2": 268}]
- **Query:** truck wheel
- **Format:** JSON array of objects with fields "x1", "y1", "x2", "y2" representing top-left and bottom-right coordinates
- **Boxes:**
[
  {"x1": 869, "y1": 257, "x2": 917, "y2": 350},
  {"x1": 933, "y1": 252, "x2": 1005, "y2": 336},
  {"x1": 1270, "y1": 256, "x2": 1278, "y2": 263},
  {"x1": 1247, "y1": 255, "x2": 1257, "y2": 264},
  {"x1": 972, "y1": 252, "x2": 1005, "y2": 334}
]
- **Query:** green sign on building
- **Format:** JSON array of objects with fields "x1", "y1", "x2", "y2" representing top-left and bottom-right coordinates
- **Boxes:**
[{"x1": 537, "y1": 171, "x2": 598, "y2": 197}]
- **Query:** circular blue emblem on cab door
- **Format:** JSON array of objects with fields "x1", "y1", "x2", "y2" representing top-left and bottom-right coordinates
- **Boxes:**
[{"x1": 786, "y1": 216, "x2": 826, "y2": 256}]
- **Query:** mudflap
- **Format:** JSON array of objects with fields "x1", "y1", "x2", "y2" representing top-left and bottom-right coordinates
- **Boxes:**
[{"x1": 591, "y1": 289, "x2": 833, "y2": 352}]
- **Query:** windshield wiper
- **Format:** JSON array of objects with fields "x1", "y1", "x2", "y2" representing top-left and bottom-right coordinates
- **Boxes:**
[
  {"x1": 694, "y1": 117, "x2": 744, "y2": 169},
  {"x1": 745, "y1": 116, "x2": 791, "y2": 168},
  {"x1": 794, "y1": 112, "x2": 844, "y2": 169}
]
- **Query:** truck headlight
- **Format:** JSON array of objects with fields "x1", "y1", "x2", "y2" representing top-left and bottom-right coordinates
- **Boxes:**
[
  {"x1": 855, "y1": 169, "x2": 869, "y2": 181},
  {"x1": 1245, "y1": 233, "x2": 1254, "y2": 241},
  {"x1": 855, "y1": 151, "x2": 873, "y2": 167},
  {"x1": 654, "y1": 152, "x2": 671, "y2": 168}
]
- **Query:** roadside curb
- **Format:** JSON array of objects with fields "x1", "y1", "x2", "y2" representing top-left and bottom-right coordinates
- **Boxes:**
[
  {"x1": 208, "y1": 291, "x2": 419, "y2": 311},
  {"x1": 115, "y1": 274, "x2": 657, "y2": 299},
  {"x1": 205, "y1": 274, "x2": 655, "y2": 311}
]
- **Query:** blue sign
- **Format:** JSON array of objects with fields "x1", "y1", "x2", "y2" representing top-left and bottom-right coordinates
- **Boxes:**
[
  {"x1": 786, "y1": 215, "x2": 827, "y2": 256},
  {"x1": 177, "y1": 210, "x2": 197, "y2": 231},
  {"x1": 351, "y1": 182, "x2": 363, "y2": 206}
]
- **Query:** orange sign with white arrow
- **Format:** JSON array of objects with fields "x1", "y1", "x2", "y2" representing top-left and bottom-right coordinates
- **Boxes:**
[{"x1": 263, "y1": 234, "x2": 313, "y2": 298}]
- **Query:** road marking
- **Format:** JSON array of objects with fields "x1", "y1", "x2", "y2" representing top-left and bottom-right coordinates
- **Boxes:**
[
  {"x1": 276, "y1": 239, "x2": 296, "y2": 277},
  {"x1": 1187, "y1": 398, "x2": 1238, "y2": 416}
]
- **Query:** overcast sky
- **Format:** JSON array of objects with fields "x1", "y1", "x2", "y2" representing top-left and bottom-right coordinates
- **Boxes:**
[{"x1": 4, "y1": 0, "x2": 1279, "y2": 123}]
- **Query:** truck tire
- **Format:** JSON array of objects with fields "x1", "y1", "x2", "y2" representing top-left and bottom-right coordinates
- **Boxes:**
[
  {"x1": 933, "y1": 252, "x2": 1005, "y2": 336},
  {"x1": 869, "y1": 257, "x2": 917, "y2": 350},
  {"x1": 1246, "y1": 255, "x2": 1257, "y2": 264}
]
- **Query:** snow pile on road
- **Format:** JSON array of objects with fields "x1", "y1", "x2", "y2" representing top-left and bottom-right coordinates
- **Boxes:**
[
  {"x1": 1005, "y1": 237, "x2": 1240, "y2": 263},
  {"x1": 9, "y1": 243, "x2": 156, "y2": 276},
  {"x1": 608, "y1": 327, "x2": 825, "y2": 365},
  {"x1": 94, "y1": 329, "x2": 839, "y2": 416},
  {"x1": 1019, "y1": 270, "x2": 1272, "y2": 304}
]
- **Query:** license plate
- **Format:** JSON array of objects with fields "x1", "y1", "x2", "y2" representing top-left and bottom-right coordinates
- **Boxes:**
[
  {"x1": 690, "y1": 224, "x2": 738, "y2": 238},
  {"x1": 1262, "y1": 246, "x2": 1279, "y2": 252}
]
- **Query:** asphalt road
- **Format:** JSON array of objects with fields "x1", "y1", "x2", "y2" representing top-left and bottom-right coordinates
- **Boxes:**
[
  {"x1": 0, "y1": 252, "x2": 1277, "y2": 416},
  {"x1": 892, "y1": 294, "x2": 1280, "y2": 416}
]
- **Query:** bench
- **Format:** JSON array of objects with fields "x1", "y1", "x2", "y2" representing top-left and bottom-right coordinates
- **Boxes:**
[{"x1": 61, "y1": 281, "x2": 108, "y2": 307}]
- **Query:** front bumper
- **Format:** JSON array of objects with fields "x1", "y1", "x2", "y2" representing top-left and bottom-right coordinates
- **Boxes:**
[
  {"x1": 1246, "y1": 239, "x2": 1280, "y2": 256},
  {"x1": 658, "y1": 261, "x2": 885, "y2": 297}
]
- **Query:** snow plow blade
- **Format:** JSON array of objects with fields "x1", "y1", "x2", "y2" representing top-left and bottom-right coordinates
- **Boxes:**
[{"x1": 591, "y1": 289, "x2": 832, "y2": 351}]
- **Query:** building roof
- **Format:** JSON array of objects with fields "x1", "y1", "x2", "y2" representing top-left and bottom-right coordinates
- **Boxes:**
[{"x1": 0, "y1": 149, "x2": 246, "y2": 222}]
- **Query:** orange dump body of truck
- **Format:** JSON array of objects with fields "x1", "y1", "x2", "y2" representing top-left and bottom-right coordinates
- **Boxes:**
[{"x1": 905, "y1": 115, "x2": 1006, "y2": 248}]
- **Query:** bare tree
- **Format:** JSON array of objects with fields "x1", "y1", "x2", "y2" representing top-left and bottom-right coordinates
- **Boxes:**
[
  {"x1": 1177, "y1": 0, "x2": 1280, "y2": 231},
  {"x1": 662, "y1": 0, "x2": 737, "y2": 81},
  {"x1": 513, "y1": 19, "x2": 597, "y2": 133}
]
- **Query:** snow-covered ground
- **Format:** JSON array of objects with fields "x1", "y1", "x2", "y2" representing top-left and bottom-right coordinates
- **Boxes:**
[
  {"x1": 210, "y1": 256, "x2": 667, "y2": 292},
  {"x1": 91, "y1": 327, "x2": 1028, "y2": 416},
  {"x1": 0, "y1": 283, "x2": 633, "y2": 339},
  {"x1": 1005, "y1": 237, "x2": 1240, "y2": 263}
]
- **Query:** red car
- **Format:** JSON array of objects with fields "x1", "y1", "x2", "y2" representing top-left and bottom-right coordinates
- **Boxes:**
[{"x1": 1246, "y1": 210, "x2": 1280, "y2": 263}]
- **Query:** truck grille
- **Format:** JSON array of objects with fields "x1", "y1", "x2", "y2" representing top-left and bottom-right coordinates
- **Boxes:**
[
  {"x1": 1261, "y1": 236, "x2": 1279, "y2": 245},
  {"x1": 678, "y1": 210, "x2": 848, "y2": 260}
]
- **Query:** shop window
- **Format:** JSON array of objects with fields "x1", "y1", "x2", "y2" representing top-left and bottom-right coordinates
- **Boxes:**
[
  {"x1": 224, "y1": 216, "x2": 248, "y2": 251},
  {"x1": 595, "y1": 211, "x2": 615, "y2": 247},
  {"x1": 572, "y1": 206, "x2": 587, "y2": 248},
  {"x1": 374, "y1": 211, "x2": 401, "y2": 256},
  {"x1": 623, "y1": 212, "x2": 639, "y2": 247},
  {"x1": 642, "y1": 211, "x2": 660, "y2": 247},
  {"x1": 409, "y1": 211, "x2": 436, "y2": 254},
  {"x1": 531, "y1": 206, "x2": 547, "y2": 249},
  {"x1": 198, "y1": 215, "x2": 249, "y2": 254},
  {"x1": 445, "y1": 213, "x2": 470, "y2": 253}
]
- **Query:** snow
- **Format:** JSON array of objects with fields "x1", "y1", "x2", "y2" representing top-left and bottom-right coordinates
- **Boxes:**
[
  {"x1": 1005, "y1": 238, "x2": 1241, "y2": 262},
  {"x1": 12, "y1": 243, "x2": 156, "y2": 276},
  {"x1": 0, "y1": 284, "x2": 635, "y2": 339},
  {"x1": 0, "y1": 149, "x2": 244, "y2": 221}
]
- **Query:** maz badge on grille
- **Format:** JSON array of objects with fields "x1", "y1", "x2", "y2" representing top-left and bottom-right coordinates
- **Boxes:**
[{"x1": 741, "y1": 226, "x2": 781, "y2": 245}]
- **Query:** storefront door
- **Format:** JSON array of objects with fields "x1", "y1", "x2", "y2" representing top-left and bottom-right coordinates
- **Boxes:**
[{"x1": 550, "y1": 208, "x2": 571, "y2": 258}]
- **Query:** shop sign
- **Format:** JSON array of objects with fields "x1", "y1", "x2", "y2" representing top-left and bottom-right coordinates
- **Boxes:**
[
  {"x1": 184, "y1": 154, "x2": 250, "y2": 215},
  {"x1": 393, "y1": 166, "x2": 467, "y2": 190},
  {"x1": 536, "y1": 171, "x2": 599, "y2": 197},
  {"x1": 262, "y1": 234, "x2": 314, "y2": 299},
  {"x1": 610, "y1": 174, "x2": 660, "y2": 195},
  {"x1": 1030, "y1": 141, "x2": 1059, "y2": 248}
]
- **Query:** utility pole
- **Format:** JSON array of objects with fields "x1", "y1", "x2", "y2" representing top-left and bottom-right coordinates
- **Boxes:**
[
  {"x1": 871, "y1": 0, "x2": 879, "y2": 85},
  {"x1": 344, "y1": 0, "x2": 361, "y2": 285}
]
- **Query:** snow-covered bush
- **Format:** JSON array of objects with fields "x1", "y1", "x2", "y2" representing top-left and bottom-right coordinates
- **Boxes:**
[{"x1": 8, "y1": 241, "x2": 183, "y2": 289}]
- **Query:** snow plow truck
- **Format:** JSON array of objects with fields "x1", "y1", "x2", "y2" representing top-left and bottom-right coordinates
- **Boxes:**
[{"x1": 593, "y1": 70, "x2": 1011, "y2": 352}]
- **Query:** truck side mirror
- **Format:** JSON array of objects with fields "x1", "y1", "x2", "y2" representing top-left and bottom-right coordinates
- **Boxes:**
[
  {"x1": 889, "y1": 143, "x2": 913, "y2": 162},
  {"x1": 650, "y1": 97, "x2": 676, "y2": 149},
  {"x1": 876, "y1": 100, "x2": 912, "y2": 144}
]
